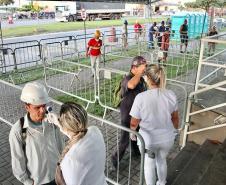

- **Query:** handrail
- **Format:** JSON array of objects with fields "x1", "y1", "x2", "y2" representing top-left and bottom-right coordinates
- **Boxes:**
[
  {"x1": 189, "y1": 80, "x2": 226, "y2": 98},
  {"x1": 182, "y1": 33, "x2": 226, "y2": 148}
]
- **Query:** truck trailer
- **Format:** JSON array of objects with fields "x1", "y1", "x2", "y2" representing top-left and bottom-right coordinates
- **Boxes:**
[{"x1": 54, "y1": 1, "x2": 125, "y2": 22}]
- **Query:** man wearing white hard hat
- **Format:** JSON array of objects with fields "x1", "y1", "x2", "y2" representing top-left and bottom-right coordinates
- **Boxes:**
[{"x1": 9, "y1": 82, "x2": 64, "y2": 185}]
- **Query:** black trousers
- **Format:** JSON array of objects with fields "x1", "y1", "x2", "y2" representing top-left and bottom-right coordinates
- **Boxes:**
[
  {"x1": 42, "y1": 180, "x2": 56, "y2": 185},
  {"x1": 112, "y1": 121, "x2": 140, "y2": 162}
]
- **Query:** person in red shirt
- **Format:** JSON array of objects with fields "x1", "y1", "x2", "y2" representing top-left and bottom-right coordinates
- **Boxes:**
[
  {"x1": 86, "y1": 30, "x2": 102, "y2": 78},
  {"x1": 134, "y1": 20, "x2": 142, "y2": 43},
  {"x1": 161, "y1": 27, "x2": 170, "y2": 62}
]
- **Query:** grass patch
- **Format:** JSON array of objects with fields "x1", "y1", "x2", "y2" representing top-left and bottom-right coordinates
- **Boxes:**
[
  {"x1": 55, "y1": 94, "x2": 105, "y2": 116},
  {"x1": 3, "y1": 18, "x2": 164, "y2": 38},
  {"x1": 55, "y1": 73, "x2": 123, "y2": 116}
]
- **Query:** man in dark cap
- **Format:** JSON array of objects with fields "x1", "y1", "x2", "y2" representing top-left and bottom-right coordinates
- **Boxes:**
[{"x1": 112, "y1": 56, "x2": 147, "y2": 168}]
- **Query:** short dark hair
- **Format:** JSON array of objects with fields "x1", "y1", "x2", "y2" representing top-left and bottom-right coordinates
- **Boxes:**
[{"x1": 131, "y1": 56, "x2": 147, "y2": 67}]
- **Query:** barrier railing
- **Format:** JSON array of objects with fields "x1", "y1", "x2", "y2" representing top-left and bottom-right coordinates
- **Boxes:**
[
  {"x1": 182, "y1": 32, "x2": 226, "y2": 147},
  {"x1": 2, "y1": 40, "x2": 40, "y2": 50},
  {"x1": 0, "y1": 79, "x2": 146, "y2": 185},
  {"x1": 43, "y1": 55, "x2": 96, "y2": 107}
]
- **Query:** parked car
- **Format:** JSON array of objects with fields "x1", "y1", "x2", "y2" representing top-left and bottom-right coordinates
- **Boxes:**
[
  {"x1": 17, "y1": 13, "x2": 28, "y2": 19},
  {"x1": 38, "y1": 12, "x2": 55, "y2": 19},
  {"x1": 161, "y1": 11, "x2": 175, "y2": 16},
  {"x1": 213, "y1": 17, "x2": 226, "y2": 30}
]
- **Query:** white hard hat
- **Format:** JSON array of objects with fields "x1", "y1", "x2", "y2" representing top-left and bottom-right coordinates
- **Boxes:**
[{"x1": 20, "y1": 82, "x2": 50, "y2": 105}]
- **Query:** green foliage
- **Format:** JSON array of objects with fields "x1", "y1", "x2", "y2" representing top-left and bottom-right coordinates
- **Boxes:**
[
  {"x1": 0, "y1": 0, "x2": 14, "y2": 6},
  {"x1": 17, "y1": 3, "x2": 43, "y2": 12},
  {"x1": 185, "y1": 0, "x2": 226, "y2": 10}
]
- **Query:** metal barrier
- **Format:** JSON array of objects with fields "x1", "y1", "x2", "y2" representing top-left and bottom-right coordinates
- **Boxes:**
[
  {"x1": 40, "y1": 36, "x2": 77, "y2": 59},
  {"x1": 0, "y1": 29, "x2": 207, "y2": 184},
  {"x1": 0, "y1": 79, "x2": 146, "y2": 185},
  {"x1": 3, "y1": 40, "x2": 40, "y2": 50},
  {"x1": 43, "y1": 55, "x2": 96, "y2": 107},
  {"x1": 14, "y1": 45, "x2": 42, "y2": 69},
  {"x1": 0, "y1": 48, "x2": 15, "y2": 73},
  {"x1": 182, "y1": 32, "x2": 226, "y2": 147}
]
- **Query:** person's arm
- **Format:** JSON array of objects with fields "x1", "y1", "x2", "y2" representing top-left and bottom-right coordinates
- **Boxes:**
[
  {"x1": 171, "y1": 110, "x2": 179, "y2": 129},
  {"x1": 86, "y1": 45, "x2": 90, "y2": 57},
  {"x1": 130, "y1": 117, "x2": 141, "y2": 131},
  {"x1": 127, "y1": 74, "x2": 143, "y2": 89},
  {"x1": 9, "y1": 128, "x2": 34, "y2": 185},
  {"x1": 130, "y1": 95, "x2": 142, "y2": 131},
  {"x1": 179, "y1": 25, "x2": 183, "y2": 34},
  {"x1": 161, "y1": 34, "x2": 165, "y2": 50}
]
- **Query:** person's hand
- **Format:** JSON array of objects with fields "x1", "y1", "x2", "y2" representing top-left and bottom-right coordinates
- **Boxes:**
[
  {"x1": 130, "y1": 133, "x2": 137, "y2": 141},
  {"x1": 86, "y1": 52, "x2": 89, "y2": 57},
  {"x1": 47, "y1": 112, "x2": 60, "y2": 127},
  {"x1": 137, "y1": 66, "x2": 146, "y2": 76}
]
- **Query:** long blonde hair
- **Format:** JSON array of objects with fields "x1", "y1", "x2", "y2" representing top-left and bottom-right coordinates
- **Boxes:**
[
  {"x1": 146, "y1": 64, "x2": 166, "y2": 89},
  {"x1": 58, "y1": 102, "x2": 88, "y2": 162}
]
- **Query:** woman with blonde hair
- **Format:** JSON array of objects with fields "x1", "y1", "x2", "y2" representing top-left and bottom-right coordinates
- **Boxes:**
[
  {"x1": 49, "y1": 102, "x2": 107, "y2": 185},
  {"x1": 129, "y1": 64, "x2": 179, "y2": 185}
]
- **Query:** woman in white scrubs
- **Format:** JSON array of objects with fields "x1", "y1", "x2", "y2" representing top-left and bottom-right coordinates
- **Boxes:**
[
  {"x1": 50, "y1": 102, "x2": 107, "y2": 185},
  {"x1": 130, "y1": 64, "x2": 179, "y2": 185}
]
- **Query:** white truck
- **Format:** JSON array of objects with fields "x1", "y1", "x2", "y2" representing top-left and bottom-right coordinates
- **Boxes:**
[{"x1": 55, "y1": 1, "x2": 125, "y2": 22}]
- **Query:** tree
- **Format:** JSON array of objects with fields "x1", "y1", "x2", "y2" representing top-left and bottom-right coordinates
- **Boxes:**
[
  {"x1": 0, "y1": 0, "x2": 14, "y2": 6},
  {"x1": 185, "y1": 0, "x2": 226, "y2": 29}
]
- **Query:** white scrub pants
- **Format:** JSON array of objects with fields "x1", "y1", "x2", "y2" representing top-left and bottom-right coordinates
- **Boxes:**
[
  {"x1": 143, "y1": 140, "x2": 174, "y2": 185},
  {"x1": 90, "y1": 55, "x2": 101, "y2": 78}
]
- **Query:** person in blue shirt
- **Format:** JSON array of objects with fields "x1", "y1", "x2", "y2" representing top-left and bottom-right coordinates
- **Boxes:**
[{"x1": 148, "y1": 22, "x2": 157, "y2": 49}]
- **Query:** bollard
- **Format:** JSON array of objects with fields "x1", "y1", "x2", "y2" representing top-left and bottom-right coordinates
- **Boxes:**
[
  {"x1": 8, "y1": 16, "x2": 13, "y2": 24},
  {"x1": 108, "y1": 27, "x2": 117, "y2": 42}
]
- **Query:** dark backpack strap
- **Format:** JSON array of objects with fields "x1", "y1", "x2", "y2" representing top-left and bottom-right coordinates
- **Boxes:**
[{"x1": 20, "y1": 117, "x2": 27, "y2": 152}]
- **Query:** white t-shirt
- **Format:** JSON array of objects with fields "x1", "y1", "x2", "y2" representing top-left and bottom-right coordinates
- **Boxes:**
[
  {"x1": 61, "y1": 126, "x2": 107, "y2": 185},
  {"x1": 130, "y1": 89, "x2": 178, "y2": 148}
]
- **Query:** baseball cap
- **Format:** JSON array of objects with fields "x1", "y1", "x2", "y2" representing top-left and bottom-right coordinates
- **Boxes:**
[{"x1": 131, "y1": 56, "x2": 147, "y2": 67}]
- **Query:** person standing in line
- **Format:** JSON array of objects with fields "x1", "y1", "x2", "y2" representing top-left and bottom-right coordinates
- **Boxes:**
[
  {"x1": 86, "y1": 30, "x2": 102, "y2": 78},
  {"x1": 157, "y1": 21, "x2": 166, "y2": 47},
  {"x1": 111, "y1": 56, "x2": 147, "y2": 168},
  {"x1": 9, "y1": 82, "x2": 64, "y2": 185},
  {"x1": 47, "y1": 102, "x2": 107, "y2": 185},
  {"x1": 180, "y1": 19, "x2": 188, "y2": 53},
  {"x1": 130, "y1": 64, "x2": 179, "y2": 185},
  {"x1": 148, "y1": 22, "x2": 157, "y2": 49},
  {"x1": 122, "y1": 19, "x2": 129, "y2": 49},
  {"x1": 161, "y1": 27, "x2": 170, "y2": 62},
  {"x1": 134, "y1": 20, "x2": 142, "y2": 43},
  {"x1": 208, "y1": 25, "x2": 218, "y2": 56}
]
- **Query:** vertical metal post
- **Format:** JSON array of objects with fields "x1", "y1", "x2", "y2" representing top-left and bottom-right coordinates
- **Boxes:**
[
  {"x1": 194, "y1": 39, "x2": 205, "y2": 92},
  {"x1": 84, "y1": 20, "x2": 87, "y2": 49},
  {"x1": 0, "y1": 20, "x2": 3, "y2": 47}
]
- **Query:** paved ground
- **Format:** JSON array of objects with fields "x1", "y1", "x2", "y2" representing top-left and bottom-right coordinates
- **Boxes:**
[
  {"x1": 1, "y1": 40, "x2": 223, "y2": 184},
  {"x1": 0, "y1": 59, "x2": 190, "y2": 185}
]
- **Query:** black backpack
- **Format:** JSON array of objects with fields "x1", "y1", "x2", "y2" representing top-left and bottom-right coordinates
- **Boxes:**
[{"x1": 20, "y1": 117, "x2": 27, "y2": 152}]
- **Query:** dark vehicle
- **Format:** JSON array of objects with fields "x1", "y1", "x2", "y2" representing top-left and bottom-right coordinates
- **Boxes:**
[
  {"x1": 38, "y1": 12, "x2": 55, "y2": 19},
  {"x1": 17, "y1": 13, "x2": 28, "y2": 19}
]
